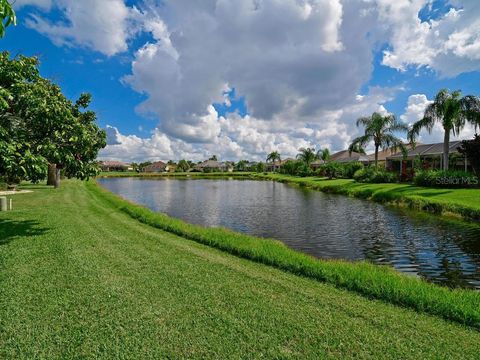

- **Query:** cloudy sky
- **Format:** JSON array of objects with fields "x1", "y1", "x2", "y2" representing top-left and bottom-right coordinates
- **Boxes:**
[{"x1": 5, "y1": 0, "x2": 480, "y2": 162}]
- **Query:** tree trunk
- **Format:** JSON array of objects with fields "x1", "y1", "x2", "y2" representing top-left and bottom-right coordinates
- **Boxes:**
[
  {"x1": 375, "y1": 145, "x2": 379, "y2": 167},
  {"x1": 47, "y1": 163, "x2": 57, "y2": 186},
  {"x1": 443, "y1": 130, "x2": 450, "y2": 171},
  {"x1": 54, "y1": 168, "x2": 61, "y2": 188}
]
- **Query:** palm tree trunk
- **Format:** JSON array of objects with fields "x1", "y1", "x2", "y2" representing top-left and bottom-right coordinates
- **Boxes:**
[
  {"x1": 375, "y1": 145, "x2": 379, "y2": 167},
  {"x1": 443, "y1": 130, "x2": 450, "y2": 171}
]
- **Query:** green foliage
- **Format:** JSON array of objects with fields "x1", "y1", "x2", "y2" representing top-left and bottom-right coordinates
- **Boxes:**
[
  {"x1": 0, "y1": 115, "x2": 47, "y2": 184},
  {"x1": 414, "y1": 170, "x2": 479, "y2": 188},
  {"x1": 209, "y1": 155, "x2": 218, "y2": 161},
  {"x1": 234, "y1": 159, "x2": 248, "y2": 171},
  {"x1": 318, "y1": 161, "x2": 343, "y2": 179},
  {"x1": 279, "y1": 160, "x2": 312, "y2": 177},
  {"x1": 409, "y1": 89, "x2": 480, "y2": 170},
  {"x1": 0, "y1": 52, "x2": 106, "y2": 184},
  {"x1": 459, "y1": 134, "x2": 480, "y2": 175},
  {"x1": 266, "y1": 151, "x2": 280, "y2": 164},
  {"x1": 253, "y1": 162, "x2": 265, "y2": 173},
  {"x1": 353, "y1": 166, "x2": 398, "y2": 183},
  {"x1": 318, "y1": 161, "x2": 364, "y2": 179},
  {"x1": 296, "y1": 147, "x2": 319, "y2": 166},
  {"x1": 176, "y1": 159, "x2": 190, "y2": 172},
  {"x1": 0, "y1": 0, "x2": 15, "y2": 38},
  {"x1": 350, "y1": 112, "x2": 408, "y2": 166},
  {"x1": 89, "y1": 180, "x2": 480, "y2": 329}
]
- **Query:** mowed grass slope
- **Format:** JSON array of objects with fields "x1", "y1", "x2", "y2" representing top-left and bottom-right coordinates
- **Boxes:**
[{"x1": 1, "y1": 181, "x2": 479, "y2": 359}]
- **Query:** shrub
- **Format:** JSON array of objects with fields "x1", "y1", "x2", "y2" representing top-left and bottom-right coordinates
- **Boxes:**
[
  {"x1": 342, "y1": 161, "x2": 364, "y2": 178},
  {"x1": 353, "y1": 166, "x2": 397, "y2": 183},
  {"x1": 414, "y1": 170, "x2": 479, "y2": 188},
  {"x1": 318, "y1": 161, "x2": 364, "y2": 179},
  {"x1": 318, "y1": 162, "x2": 343, "y2": 179},
  {"x1": 279, "y1": 160, "x2": 313, "y2": 177}
]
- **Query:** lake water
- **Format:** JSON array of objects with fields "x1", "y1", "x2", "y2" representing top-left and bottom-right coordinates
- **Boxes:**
[{"x1": 98, "y1": 177, "x2": 480, "y2": 289}]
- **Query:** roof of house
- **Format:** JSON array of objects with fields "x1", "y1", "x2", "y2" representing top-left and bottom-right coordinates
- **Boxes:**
[
  {"x1": 330, "y1": 150, "x2": 370, "y2": 163},
  {"x1": 387, "y1": 141, "x2": 463, "y2": 159},
  {"x1": 144, "y1": 161, "x2": 167, "y2": 170},
  {"x1": 195, "y1": 160, "x2": 224, "y2": 168},
  {"x1": 367, "y1": 143, "x2": 417, "y2": 162},
  {"x1": 100, "y1": 161, "x2": 129, "y2": 167}
]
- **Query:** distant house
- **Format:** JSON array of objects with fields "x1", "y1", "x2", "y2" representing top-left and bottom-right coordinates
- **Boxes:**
[
  {"x1": 144, "y1": 161, "x2": 167, "y2": 173},
  {"x1": 386, "y1": 141, "x2": 470, "y2": 179},
  {"x1": 194, "y1": 160, "x2": 232, "y2": 172},
  {"x1": 99, "y1": 161, "x2": 130, "y2": 172},
  {"x1": 330, "y1": 150, "x2": 370, "y2": 164}
]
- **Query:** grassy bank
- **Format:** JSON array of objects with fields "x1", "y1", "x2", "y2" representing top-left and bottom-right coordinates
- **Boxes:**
[
  {"x1": 253, "y1": 173, "x2": 480, "y2": 221},
  {"x1": 1, "y1": 180, "x2": 480, "y2": 358},
  {"x1": 99, "y1": 171, "x2": 253, "y2": 178},
  {"x1": 89, "y1": 180, "x2": 480, "y2": 329}
]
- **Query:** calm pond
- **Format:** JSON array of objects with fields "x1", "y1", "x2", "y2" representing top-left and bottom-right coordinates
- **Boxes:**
[{"x1": 98, "y1": 177, "x2": 480, "y2": 289}]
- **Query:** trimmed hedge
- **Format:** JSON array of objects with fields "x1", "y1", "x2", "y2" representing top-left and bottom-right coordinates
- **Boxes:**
[{"x1": 88, "y1": 180, "x2": 480, "y2": 329}]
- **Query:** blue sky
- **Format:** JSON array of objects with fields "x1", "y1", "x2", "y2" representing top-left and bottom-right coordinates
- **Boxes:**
[{"x1": 4, "y1": 0, "x2": 480, "y2": 162}]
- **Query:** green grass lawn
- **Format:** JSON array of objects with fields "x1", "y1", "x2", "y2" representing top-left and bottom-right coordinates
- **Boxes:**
[
  {"x1": 1, "y1": 181, "x2": 480, "y2": 358},
  {"x1": 253, "y1": 173, "x2": 480, "y2": 219}
]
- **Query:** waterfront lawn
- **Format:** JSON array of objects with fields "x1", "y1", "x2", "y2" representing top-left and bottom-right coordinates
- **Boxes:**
[
  {"x1": 1, "y1": 181, "x2": 480, "y2": 358},
  {"x1": 254, "y1": 173, "x2": 480, "y2": 217}
]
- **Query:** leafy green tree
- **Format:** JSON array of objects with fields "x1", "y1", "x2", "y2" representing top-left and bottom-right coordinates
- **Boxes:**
[
  {"x1": 177, "y1": 159, "x2": 190, "y2": 172},
  {"x1": 409, "y1": 89, "x2": 480, "y2": 170},
  {"x1": 296, "y1": 147, "x2": 319, "y2": 166},
  {"x1": 254, "y1": 162, "x2": 265, "y2": 173},
  {"x1": 0, "y1": 52, "x2": 106, "y2": 187},
  {"x1": 350, "y1": 112, "x2": 407, "y2": 167},
  {"x1": 0, "y1": 0, "x2": 15, "y2": 38},
  {"x1": 234, "y1": 160, "x2": 248, "y2": 171},
  {"x1": 0, "y1": 114, "x2": 47, "y2": 185},
  {"x1": 209, "y1": 155, "x2": 218, "y2": 161}
]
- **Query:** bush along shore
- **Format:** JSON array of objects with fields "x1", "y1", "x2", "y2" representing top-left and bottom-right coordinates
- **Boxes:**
[
  {"x1": 89, "y1": 180, "x2": 480, "y2": 328},
  {"x1": 251, "y1": 173, "x2": 480, "y2": 222}
]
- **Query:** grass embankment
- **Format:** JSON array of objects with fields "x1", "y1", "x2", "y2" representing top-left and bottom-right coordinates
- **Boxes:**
[
  {"x1": 1, "y1": 181, "x2": 480, "y2": 358},
  {"x1": 89, "y1": 180, "x2": 480, "y2": 329},
  {"x1": 99, "y1": 171, "x2": 253, "y2": 178},
  {"x1": 253, "y1": 173, "x2": 480, "y2": 221}
]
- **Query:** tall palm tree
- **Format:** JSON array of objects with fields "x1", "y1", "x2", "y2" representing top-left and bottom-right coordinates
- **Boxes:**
[
  {"x1": 317, "y1": 148, "x2": 330, "y2": 161},
  {"x1": 349, "y1": 112, "x2": 408, "y2": 167},
  {"x1": 296, "y1": 147, "x2": 319, "y2": 166},
  {"x1": 408, "y1": 89, "x2": 480, "y2": 170},
  {"x1": 266, "y1": 151, "x2": 281, "y2": 171}
]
